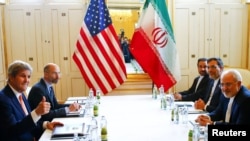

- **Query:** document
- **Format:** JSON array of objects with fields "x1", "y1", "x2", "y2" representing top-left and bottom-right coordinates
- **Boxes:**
[
  {"x1": 51, "y1": 122, "x2": 88, "y2": 140},
  {"x1": 188, "y1": 109, "x2": 207, "y2": 114},
  {"x1": 66, "y1": 108, "x2": 84, "y2": 117},
  {"x1": 174, "y1": 101, "x2": 194, "y2": 108},
  {"x1": 174, "y1": 101, "x2": 207, "y2": 114}
]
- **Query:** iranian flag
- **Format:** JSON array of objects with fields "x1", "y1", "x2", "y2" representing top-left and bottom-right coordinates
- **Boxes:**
[{"x1": 129, "y1": 0, "x2": 181, "y2": 91}]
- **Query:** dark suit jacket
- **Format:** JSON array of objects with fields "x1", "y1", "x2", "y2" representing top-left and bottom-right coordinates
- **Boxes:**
[
  {"x1": 28, "y1": 78, "x2": 69, "y2": 121},
  {"x1": 0, "y1": 84, "x2": 44, "y2": 141},
  {"x1": 209, "y1": 86, "x2": 250, "y2": 125},
  {"x1": 180, "y1": 74, "x2": 211, "y2": 102},
  {"x1": 202, "y1": 79, "x2": 222, "y2": 113}
]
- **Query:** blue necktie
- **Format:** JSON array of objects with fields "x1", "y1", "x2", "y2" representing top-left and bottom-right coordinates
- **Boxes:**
[{"x1": 49, "y1": 86, "x2": 54, "y2": 102}]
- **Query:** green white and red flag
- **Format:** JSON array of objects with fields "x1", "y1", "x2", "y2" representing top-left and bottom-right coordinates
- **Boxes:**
[{"x1": 129, "y1": 0, "x2": 181, "y2": 91}]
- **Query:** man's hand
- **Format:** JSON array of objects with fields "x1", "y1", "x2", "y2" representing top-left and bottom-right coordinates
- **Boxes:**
[
  {"x1": 195, "y1": 114, "x2": 213, "y2": 126},
  {"x1": 68, "y1": 102, "x2": 81, "y2": 112},
  {"x1": 46, "y1": 121, "x2": 64, "y2": 130},
  {"x1": 35, "y1": 96, "x2": 51, "y2": 116},
  {"x1": 173, "y1": 92, "x2": 182, "y2": 100},
  {"x1": 194, "y1": 98, "x2": 205, "y2": 110}
]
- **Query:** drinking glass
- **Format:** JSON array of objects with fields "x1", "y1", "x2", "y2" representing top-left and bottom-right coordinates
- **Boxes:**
[{"x1": 181, "y1": 104, "x2": 188, "y2": 124}]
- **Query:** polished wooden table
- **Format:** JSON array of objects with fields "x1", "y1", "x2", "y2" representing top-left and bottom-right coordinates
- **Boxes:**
[{"x1": 39, "y1": 95, "x2": 201, "y2": 141}]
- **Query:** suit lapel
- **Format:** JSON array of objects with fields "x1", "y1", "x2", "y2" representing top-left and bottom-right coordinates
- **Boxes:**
[
  {"x1": 11, "y1": 95, "x2": 26, "y2": 117},
  {"x1": 204, "y1": 80, "x2": 214, "y2": 102},
  {"x1": 198, "y1": 75, "x2": 207, "y2": 87},
  {"x1": 22, "y1": 93, "x2": 31, "y2": 113},
  {"x1": 4, "y1": 85, "x2": 31, "y2": 118},
  {"x1": 210, "y1": 79, "x2": 221, "y2": 101},
  {"x1": 193, "y1": 77, "x2": 199, "y2": 90},
  {"x1": 41, "y1": 79, "x2": 55, "y2": 108},
  {"x1": 229, "y1": 97, "x2": 238, "y2": 123},
  {"x1": 47, "y1": 87, "x2": 55, "y2": 108}
]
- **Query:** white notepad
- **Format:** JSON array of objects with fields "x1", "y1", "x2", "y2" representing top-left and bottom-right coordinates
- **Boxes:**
[
  {"x1": 66, "y1": 108, "x2": 84, "y2": 117},
  {"x1": 174, "y1": 101, "x2": 207, "y2": 114},
  {"x1": 174, "y1": 101, "x2": 193, "y2": 107},
  {"x1": 51, "y1": 122, "x2": 89, "y2": 140}
]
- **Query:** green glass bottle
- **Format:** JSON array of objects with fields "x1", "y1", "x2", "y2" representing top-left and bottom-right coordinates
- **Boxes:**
[
  {"x1": 188, "y1": 130, "x2": 193, "y2": 141},
  {"x1": 171, "y1": 108, "x2": 175, "y2": 122}
]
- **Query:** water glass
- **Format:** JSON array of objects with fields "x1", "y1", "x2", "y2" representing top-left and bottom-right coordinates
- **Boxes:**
[
  {"x1": 166, "y1": 94, "x2": 174, "y2": 110},
  {"x1": 84, "y1": 102, "x2": 93, "y2": 117},
  {"x1": 203, "y1": 123, "x2": 209, "y2": 141},
  {"x1": 180, "y1": 105, "x2": 188, "y2": 124}
]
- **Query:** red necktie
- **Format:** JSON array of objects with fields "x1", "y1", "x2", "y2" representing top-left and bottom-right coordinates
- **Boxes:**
[{"x1": 19, "y1": 95, "x2": 28, "y2": 115}]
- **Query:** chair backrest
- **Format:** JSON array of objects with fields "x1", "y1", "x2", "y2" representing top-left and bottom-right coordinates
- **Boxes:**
[{"x1": 224, "y1": 67, "x2": 250, "y2": 89}]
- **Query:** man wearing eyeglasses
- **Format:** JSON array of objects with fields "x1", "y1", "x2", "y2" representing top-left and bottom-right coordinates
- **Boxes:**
[
  {"x1": 194, "y1": 57, "x2": 224, "y2": 113},
  {"x1": 195, "y1": 69, "x2": 250, "y2": 125},
  {"x1": 28, "y1": 63, "x2": 81, "y2": 121}
]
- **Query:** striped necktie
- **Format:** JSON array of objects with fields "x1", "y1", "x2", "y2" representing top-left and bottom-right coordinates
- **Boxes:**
[{"x1": 19, "y1": 94, "x2": 28, "y2": 115}]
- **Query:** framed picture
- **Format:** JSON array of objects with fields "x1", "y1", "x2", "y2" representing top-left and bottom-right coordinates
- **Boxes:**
[{"x1": 0, "y1": 0, "x2": 5, "y2": 4}]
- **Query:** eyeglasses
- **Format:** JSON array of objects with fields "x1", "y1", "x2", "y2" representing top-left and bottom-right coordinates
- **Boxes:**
[
  {"x1": 46, "y1": 71, "x2": 61, "y2": 75},
  {"x1": 52, "y1": 72, "x2": 61, "y2": 75},
  {"x1": 219, "y1": 82, "x2": 237, "y2": 88},
  {"x1": 207, "y1": 65, "x2": 218, "y2": 69}
]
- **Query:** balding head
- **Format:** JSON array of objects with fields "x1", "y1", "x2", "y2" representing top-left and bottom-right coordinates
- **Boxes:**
[
  {"x1": 220, "y1": 69, "x2": 242, "y2": 98},
  {"x1": 43, "y1": 63, "x2": 61, "y2": 84},
  {"x1": 221, "y1": 69, "x2": 242, "y2": 82}
]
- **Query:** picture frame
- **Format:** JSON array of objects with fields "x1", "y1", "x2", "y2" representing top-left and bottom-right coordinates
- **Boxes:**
[{"x1": 0, "y1": 0, "x2": 5, "y2": 4}]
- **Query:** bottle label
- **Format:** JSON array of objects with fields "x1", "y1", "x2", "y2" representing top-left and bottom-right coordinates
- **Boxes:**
[{"x1": 188, "y1": 130, "x2": 193, "y2": 141}]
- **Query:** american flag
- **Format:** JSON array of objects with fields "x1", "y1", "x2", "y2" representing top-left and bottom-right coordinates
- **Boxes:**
[{"x1": 73, "y1": 0, "x2": 127, "y2": 95}]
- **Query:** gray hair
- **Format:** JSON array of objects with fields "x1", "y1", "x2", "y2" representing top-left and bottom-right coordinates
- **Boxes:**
[
  {"x1": 221, "y1": 69, "x2": 242, "y2": 82},
  {"x1": 7, "y1": 60, "x2": 33, "y2": 79}
]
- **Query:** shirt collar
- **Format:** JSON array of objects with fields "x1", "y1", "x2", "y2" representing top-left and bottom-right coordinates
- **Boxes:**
[
  {"x1": 43, "y1": 78, "x2": 53, "y2": 91},
  {"x1": 8, "y1": 84, "x2": 23, "y2": 99}
]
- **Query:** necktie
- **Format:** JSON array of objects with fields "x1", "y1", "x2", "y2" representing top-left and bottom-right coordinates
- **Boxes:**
[
  {"x1": 49, "y1": 86, "x2": 54, "y2": 101},
  {"x1": 19, "y1": 95, "x2": 28, "y2": 115},
  {"x1": 225, "y1": 98, "x2": 234, "y2": 122}
]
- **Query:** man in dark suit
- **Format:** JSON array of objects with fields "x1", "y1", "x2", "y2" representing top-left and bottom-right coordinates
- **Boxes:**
[
  {"x1": 0, "y1": 60, "x2": 63, "y2": 141},
  {"x1": 195, "y1": 69, "x2": 250, "y2": 125},
  {"x1": 174, "y1": 58, "x2": 211, "y2": 101},
  {"x1": 194, "y1": 57, "x2": 224, "y2": 113},
  {"x1": 28, "y1": 63, "x2": 81, "y2": 121}
]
